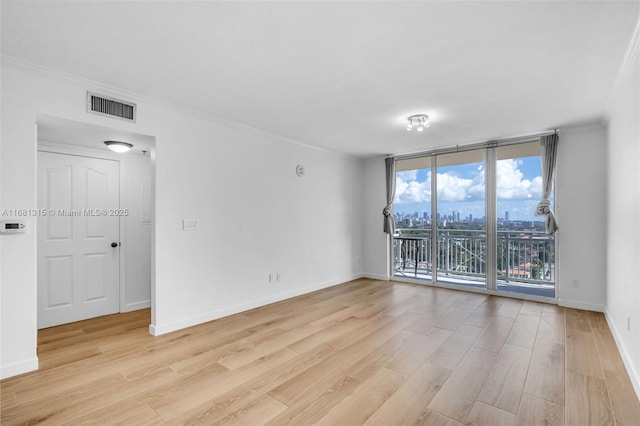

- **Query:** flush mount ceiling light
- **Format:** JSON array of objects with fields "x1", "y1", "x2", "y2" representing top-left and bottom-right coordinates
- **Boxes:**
[
  {"x1": 406, "y1": 114, "x2": 430, "y2": 132},
  {"x1": 104, "y1": 141, "x2": 133, "y2": 153}
]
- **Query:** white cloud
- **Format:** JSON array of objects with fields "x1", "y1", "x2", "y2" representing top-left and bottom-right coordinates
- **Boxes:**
[
  {"x1": 395, "y1": 171, "x2": 431, "y2": 203},
  {"x1": 436, "y1": 172, "x2": 475, "y2": 202},
  {"x1": 395, "y1": 159, "x2": 541, "y2": 204},
  {"x1": 496, "y1": 159, "x2": 542, "y2": 200}
]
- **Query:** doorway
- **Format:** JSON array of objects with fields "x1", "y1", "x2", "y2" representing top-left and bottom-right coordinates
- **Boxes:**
[{"x1": 36, "y1": 115, "x2": 155, "y2": 330}]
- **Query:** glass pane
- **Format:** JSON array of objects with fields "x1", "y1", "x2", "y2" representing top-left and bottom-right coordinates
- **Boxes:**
[
  {"x1": 496, "y1": 143, "x2": 555, "y2": 297},
  {"x1": 436, "y1": 150, "x2": 486, "y2": 288},
  {"x1": 392, "y1": 166, "x2": 433, "y2": 280}
]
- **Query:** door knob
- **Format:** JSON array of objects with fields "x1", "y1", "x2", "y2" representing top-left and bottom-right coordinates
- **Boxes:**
[{"x1": 111, "y1": 242, "x2": 119, "y2": 248}]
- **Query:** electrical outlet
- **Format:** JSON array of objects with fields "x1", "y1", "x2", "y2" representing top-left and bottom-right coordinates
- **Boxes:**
[
  {"x1": 268, "y1": 273, "x2": 273, "y2": 283},
  {"x1": 570, "y1": 279, "x2": 579, "y2": 288},
  {"x1": 276, "y1": 272, "x2": 281, "y2": 281}
]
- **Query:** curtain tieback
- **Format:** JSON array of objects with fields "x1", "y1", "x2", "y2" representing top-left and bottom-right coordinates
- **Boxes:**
[
  {"x1": 535, "y1": 199, "x2": 551, "y2": 216},
  {"x1": 383, "y1": 205, "x2": 392, "y2": 217}
]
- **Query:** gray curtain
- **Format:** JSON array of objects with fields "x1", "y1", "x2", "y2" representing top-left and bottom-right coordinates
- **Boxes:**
[
  {"x1": 383, "y1": 157, "x2": 396, "y2": 235},
  {"x1": 535, "y1": 133, "x2": 559, "y2": 235}
]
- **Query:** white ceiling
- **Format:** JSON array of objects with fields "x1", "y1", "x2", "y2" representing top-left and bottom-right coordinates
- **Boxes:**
[
  {"x1": 2, "y1": 1, "x2": 638, "y2": 158},
  {"x1": 37, "y1": 115, "x2": 156, "y2": 155}
]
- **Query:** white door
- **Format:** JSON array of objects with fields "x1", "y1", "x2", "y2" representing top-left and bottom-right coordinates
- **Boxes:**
[{"x1": 37, "y1": 151, "x2": 120, "y2": 329}]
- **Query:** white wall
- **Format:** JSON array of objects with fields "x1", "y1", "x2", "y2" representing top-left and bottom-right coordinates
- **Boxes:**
[
  {"x1": 361, "y1": 126, "x2": 608, "y2": 311},
  {"x1": 123, "y1": 153, "x2": 152, "y2": 311},
  {"x1": 556, "y1": 125, "x2": 607, "y2": 311},
  {"x1": 362, "y1": 157, "x2": 389, "y2": 280},
  {"x1": 151, "y1": 114, "x2": 364, "y2": 335},
  {"x1": 1, "y1": 74, "x2": 39, "y2": 378},
  {"x1": 605, "y1": 22, "x2": 640, "y2": 394},
  {"x1": 0, "y1": 60, "x2": 364, "y2": 378}
]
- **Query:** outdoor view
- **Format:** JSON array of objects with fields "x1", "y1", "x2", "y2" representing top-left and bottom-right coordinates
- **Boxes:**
[{"x1": 393, "y1": 143, "x2": 555, "y2": 298}]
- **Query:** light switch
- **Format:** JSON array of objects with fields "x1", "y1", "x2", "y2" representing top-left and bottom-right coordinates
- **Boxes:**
[{"x1": 183, "y1": 219, "x2": 198, "y2": 230}]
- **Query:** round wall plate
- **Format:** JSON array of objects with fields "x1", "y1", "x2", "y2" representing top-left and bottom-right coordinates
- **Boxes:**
[{"x1": 296, "y1": 164, "x2": 305, "y2": 177}]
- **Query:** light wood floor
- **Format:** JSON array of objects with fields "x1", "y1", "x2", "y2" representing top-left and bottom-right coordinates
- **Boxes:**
[{"x1": 2, "y1": 279, "x2": 639, "y2": 425}]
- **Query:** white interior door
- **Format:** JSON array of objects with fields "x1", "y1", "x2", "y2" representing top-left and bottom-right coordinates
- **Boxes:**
[{"x1": 37, "y1": 151, "x2": 120, "y2": 329}]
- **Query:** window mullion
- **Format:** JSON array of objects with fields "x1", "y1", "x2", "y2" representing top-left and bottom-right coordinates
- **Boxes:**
[
  {"x1": 486, "y1": 147, "x2": 497, "y2": 291},
  {"x1": 431, "y1": 156, "x2": 438, "y2": 284}
]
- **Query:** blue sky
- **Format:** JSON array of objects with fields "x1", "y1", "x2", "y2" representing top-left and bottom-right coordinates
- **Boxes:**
[{"x1": 395, "y1": 156, "x2": 546, "y2": 222}]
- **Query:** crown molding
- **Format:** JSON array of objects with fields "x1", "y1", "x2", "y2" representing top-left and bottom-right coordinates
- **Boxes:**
[
  {"x1": 1, "y1": 54, "x2": 147, "y2": 107},
  {"x1": 557, "y1": 120, "x2": 606, "y2": 133},
  {"x1": 1, "y1": 55, "x2": 360, "y2": 162}
]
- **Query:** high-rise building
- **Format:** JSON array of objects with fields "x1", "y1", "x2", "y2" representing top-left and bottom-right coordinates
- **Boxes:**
[{"x1": 505, "y1": 211, "x2": 510, "y2": 221}]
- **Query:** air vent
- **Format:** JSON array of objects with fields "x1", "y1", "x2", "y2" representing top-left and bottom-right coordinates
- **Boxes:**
[{"x1": 87, "y1": 92, "x2": 136, "y2": 122}]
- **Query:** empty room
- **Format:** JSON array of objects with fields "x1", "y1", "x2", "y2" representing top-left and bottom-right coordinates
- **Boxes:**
[{"x1": 1, "y1": 1, "x2": 639, "y2": 425}]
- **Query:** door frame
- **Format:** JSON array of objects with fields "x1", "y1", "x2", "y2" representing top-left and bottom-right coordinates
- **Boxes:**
[{"x1": 37, "y1": 141, "x2": 129, "y2": 314}]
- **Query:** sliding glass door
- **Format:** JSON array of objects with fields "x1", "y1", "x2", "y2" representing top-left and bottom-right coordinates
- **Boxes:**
[
  {"x1": 393, "y1": 160, "x2": 434, "y2": 280},
  {"x1": 435, "y1": 151, "x2": 486, "y2": 288},
  {"x1": 392, "y1": 142, "x2": 555, "y2": 299},
  {"x1": 495, "y1": 143, "x2": 555, "y2": 297}
]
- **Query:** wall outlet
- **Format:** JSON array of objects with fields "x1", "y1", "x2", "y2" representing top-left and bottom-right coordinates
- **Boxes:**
[
  {"x1": 570, "y1": 279, "x2": 580, "y2": 288},
  {"x1": 276, "y1": 272, "x2": 281, "y2": 281},
  {"x1": 268, "y1": 273, "x2": 273, "y2": 283},
  {"x1": 183, "y1": 219, "x2": 198, "y2": 230}
]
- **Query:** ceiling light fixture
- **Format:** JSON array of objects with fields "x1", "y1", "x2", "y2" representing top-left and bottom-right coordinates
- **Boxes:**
[
  {"x1": 406, "y1": 114, "x2": 430, "y2": 132},
  {"x1": 104, "y1": 141, "x2": 133, "y2": 153}
]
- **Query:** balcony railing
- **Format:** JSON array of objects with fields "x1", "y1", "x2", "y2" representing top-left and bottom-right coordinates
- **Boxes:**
[{"x1": 393, "y1": 228, "x2": 555, "y2": 288}]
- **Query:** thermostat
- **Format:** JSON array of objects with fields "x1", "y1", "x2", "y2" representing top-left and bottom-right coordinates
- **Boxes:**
[{"x1": 0, "y1": 220, "x2": 27, "y2": 234}]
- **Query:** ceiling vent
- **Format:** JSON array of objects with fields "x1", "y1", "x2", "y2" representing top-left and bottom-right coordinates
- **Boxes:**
[{"x1": 87, "y1": 91, "x2": 136, "y2": 122}]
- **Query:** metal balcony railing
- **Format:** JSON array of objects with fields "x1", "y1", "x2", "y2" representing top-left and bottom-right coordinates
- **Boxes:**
[{"x1": 393, "y1": 228, "x2": 555, "y2": 287}]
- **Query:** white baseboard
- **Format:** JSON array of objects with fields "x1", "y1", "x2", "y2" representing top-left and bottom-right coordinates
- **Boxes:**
[
  {"x1": 0, "y1": 356, "x2": 38, "y2": 380},
  {"x1": 362, "y1": 273, "x2": 389, "y2": 281},
  {"x1": 557, "y1": 299, "x2": 605, "y2": 312},
  {"x1": 605, "y1": 310, "x2": 640, "y2": 401},
  {"x1": 149, "y1": 274, "x2": 362, "y2": 336},
  {"x1": 124, "y1": 300, "x2": 151, "y2": 312}
]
